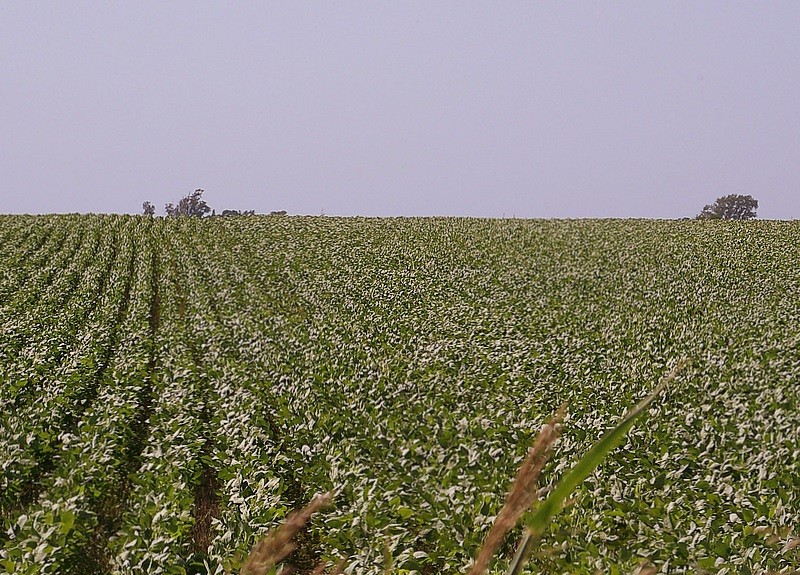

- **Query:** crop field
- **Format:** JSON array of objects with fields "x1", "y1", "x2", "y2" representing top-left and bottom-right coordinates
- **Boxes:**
[{"x1": 0, "y1": 215, "x2": 798, "y2": 575}]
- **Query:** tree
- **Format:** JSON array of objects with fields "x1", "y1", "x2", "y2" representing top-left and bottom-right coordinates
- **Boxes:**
[
  {"x1": 142, "y1": 201, "x2": 156, "y2": 216},
  {"x1": 165, "y1": 189, "x2": 212, "y2": 218},
  {"x1": 696, "y1": 194, "x2": 758, "y2": 220}
]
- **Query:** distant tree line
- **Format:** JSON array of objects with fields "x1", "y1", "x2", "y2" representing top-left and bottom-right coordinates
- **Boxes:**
[
  {"x1": 220, "y1": 209, "x2": 255, "y2": 217},
  {"x1": 142, "y1": 190, "x2": 287, "y2": 218},
  {"x1": 144, "y1": 191, "x2": 758, "y2": 220}
]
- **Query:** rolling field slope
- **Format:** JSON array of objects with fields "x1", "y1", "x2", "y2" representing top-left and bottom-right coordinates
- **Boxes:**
[{"x1": 1, "y1": 215, "x2": 798, "y2": 574}]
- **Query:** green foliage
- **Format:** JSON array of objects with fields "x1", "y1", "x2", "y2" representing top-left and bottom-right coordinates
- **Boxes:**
[{"x1": 0, "y1": 216, "x2": 799, "y2": 574}]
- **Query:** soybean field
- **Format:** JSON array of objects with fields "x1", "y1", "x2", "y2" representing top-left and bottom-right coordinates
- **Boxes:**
[{"x1": 1, "y1": 215, "x2": 799, "y2": 574}]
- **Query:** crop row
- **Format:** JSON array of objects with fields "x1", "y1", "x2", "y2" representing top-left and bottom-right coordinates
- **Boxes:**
[{"x1": 1, "y1": 217, "x2": 151, "y2": 573}]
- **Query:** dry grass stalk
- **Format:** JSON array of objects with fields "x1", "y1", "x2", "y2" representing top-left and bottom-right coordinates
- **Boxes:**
[
  {"x1": 240, "y1": 492, "x2": 333, "y2": 575},
  {"x1": 632, "y1": 564, "x2": 658, "y2": 575},
  {"x1": 783, "y1": 537, "x2": 800, "y2": 553},
  {"x1": 467, "y1": 407, "x2": 565, "y2": 575}
]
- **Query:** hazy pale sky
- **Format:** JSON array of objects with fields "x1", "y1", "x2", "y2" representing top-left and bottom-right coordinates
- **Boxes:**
[{"x1": 2, "y1": 2, "x2": 799, "y2": 218}]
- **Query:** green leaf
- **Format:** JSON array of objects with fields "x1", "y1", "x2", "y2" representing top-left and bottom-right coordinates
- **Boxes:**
[
  {"x1": 60, "y1": 510, "x2": 76, "y2": 535},
  {"x1": 397, "y1": 506, "x2": 414, "y2": 519}
]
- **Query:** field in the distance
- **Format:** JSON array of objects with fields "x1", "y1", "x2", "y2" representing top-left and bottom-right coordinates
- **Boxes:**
[{"x1": 0, "y1": 215, "x2": 798, "y2": 575}]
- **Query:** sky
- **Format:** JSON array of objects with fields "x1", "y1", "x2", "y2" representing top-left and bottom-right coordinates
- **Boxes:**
[{"x1": 2, "y1": 2, "x2": 799, "y2": 219}]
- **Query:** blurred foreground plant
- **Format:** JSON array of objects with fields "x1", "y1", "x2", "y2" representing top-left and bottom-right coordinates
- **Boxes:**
[{"x1": 479, "y1": 360, "x2": 686, "y2": 575}]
